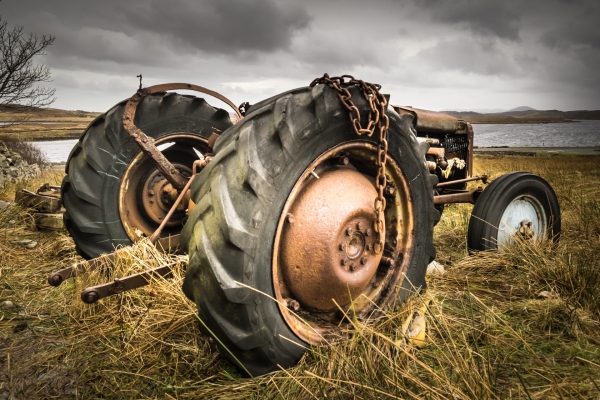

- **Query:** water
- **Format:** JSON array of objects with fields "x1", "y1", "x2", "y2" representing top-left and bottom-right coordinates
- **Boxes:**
[
  {"x1": 27, "y1": 120, "x2": 600, "y2": 163},
  {"x1": 473, "y1": 120, "x2": 600, "y2": 148},
  {"x1": 32, "y1": 139, "x2": 79, "y2": 162}
]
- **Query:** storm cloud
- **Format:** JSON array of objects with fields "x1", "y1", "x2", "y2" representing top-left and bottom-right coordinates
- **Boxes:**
[{"x1": 1, "y1": 0, "x2": 598, "y2": 112}]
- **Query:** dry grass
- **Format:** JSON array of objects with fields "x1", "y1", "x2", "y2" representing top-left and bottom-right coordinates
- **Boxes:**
[{"x1": 1, "y1": 154, "x2": 600, "y2": 399}]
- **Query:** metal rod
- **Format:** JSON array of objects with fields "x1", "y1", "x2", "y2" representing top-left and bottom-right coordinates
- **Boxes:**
[
  {"x1": 434, "y1": 188, "x2": 482, "y2": 205},
  {"x1": 80, "y1": 262, "x2": 177, "y2": 304},
  {"x1": 149, "y1": 158, "x2": 209, "y2": 244},
  {"x1": 435, "y1": 175, "x2": 487, "y2": 188},
  {"x1": 48, "y1": 234, "x2": 180, "y2": 287}
]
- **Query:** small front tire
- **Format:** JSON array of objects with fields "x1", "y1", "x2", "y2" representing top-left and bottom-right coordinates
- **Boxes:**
[{"x1": 467, "y1": 172, "x2": 560, "y2": 251}]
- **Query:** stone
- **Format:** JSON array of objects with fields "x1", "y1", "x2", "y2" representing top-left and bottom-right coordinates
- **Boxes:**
[
  {"x1": 426, "y1": 261, "x2": 446, "y2": 275},
  {"x1": 34, "y1": 212, "x2": 65, "y2": 231},
  {"x1": 12, "y1": 239, "x2": 38, "y2": 249},
  {"x1": 1, "y1": 300, "x2": 14, "y2": 309},
  {"x1": 0, "y1": 200, "x2": 12, "y2": 209}
]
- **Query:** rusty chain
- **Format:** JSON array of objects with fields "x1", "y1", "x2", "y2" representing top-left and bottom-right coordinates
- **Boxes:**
[{"x1": 310, "y1": 74, "x2": 389, "y2": 254}]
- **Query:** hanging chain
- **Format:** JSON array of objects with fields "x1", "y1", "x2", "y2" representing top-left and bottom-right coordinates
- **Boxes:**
[{"x1": 309, "y1": 74, "x2": 389, "y2": 254}]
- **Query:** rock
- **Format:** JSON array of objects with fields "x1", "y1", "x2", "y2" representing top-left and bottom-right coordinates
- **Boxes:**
[
  {"x1": 537, "y1": 290, "x2": 554, "y2": 299},
  {"x1": 426, "y1": 261, "x2": 446, "y2": 276},
  {"x1": 34, "y1": 212, "x2": 65, "y2": 230},
  {"x1": 0, "y1": 200, "x2": 12, "y2": 209},
  {"x1": 1, "y1": 300, "x2": 14, "y2": 309},
  {"x1": 12, "y1": 239, "x2": 39, "y2": 249}
]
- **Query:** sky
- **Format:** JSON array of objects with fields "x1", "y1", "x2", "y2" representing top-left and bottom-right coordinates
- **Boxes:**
[{"x1": 2, "y1": 0, "x2": 599, "y2": 113}]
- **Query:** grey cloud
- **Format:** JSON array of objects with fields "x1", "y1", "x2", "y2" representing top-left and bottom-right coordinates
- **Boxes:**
[
  {"x1": 118, "y1": 0, "x2": 311, "y2": 54},
  {"x1": 413, "y1": 38, "x2": 517, "y2": 76},
  {"x1": 417, "y1": 0, "x2": 521, "y2": 40}
]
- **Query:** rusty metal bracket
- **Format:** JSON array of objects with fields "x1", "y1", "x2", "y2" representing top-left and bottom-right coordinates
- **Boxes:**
[
  {"x1": 47, "y1": 234, "x2": 180, "y2": 287},
  {"x1": 80, "y1": 261, "x2": 177, "y2": 304},
  {"x1": 122, "y1": 83, "x2": 241, "y2": 190},
  {"x1": 434, "y1": 188, "x2": 483, "y2": 205}
]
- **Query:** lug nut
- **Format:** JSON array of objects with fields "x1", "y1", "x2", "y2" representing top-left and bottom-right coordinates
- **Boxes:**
[
  {"x1": 350, "y1": 263, "x2": 356, "y2": 271},
  {"x1": 360, "y1": 256, "x2": 368, "y2": 265},
  {"x1": 346, "y1": 227, "x2": 353, "y2": 236},
  {"x1": 366, "y1": 244, "x2": 373, "y2": 251},
  {"x1": 339, "y1": 243, "x2": 346, "y2": 251},
  {"x1": 356, "y1": 221, "x2": 363, "y2": 230},
  {"x1": 148, "y1": 190, "x2": 155, "y2": 196},
  {"x1": 286, "y1": 213, "x2": 295, "y2": 224},
  {"x1": 286, "y1": 298, "x2": 300, "y2": 311},
  {"x1": 339, "y1": 156, "x2": 349, "y2": 165},
  {"x1": 341, "y1": 259, "x2": 346, "y2": 266},
  {"x1": 366, "y1": 228, "x2": 372, "y2": 237},
  {"x1": 381, "y1": 256, "x2": 394, "y2": 268},
  {"x1": 384, "y1": 185, "x2": 396, "y2": 197}
]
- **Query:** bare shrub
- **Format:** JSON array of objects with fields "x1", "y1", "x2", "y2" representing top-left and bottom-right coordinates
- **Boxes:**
[{"x1": 1, "y1": 136, "x2": 47, "y2": 165}]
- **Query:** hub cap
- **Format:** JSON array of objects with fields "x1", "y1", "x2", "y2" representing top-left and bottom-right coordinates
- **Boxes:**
[
  {"x1": 272, "y1": 142, "x2": 415, "y2": 345},
  {"x1": 279, "y1": 168, "x2": 383, "y2": 312}
]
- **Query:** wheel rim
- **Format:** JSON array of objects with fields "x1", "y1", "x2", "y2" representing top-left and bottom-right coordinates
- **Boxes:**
[
  {"x1": 272, "y1": 141, "x2": 415, "y2": 345},
  {"x1": 497, "y1": 194, "x2": 547, "y2": 248},
  {"x1": 119, "y1": 134, "x2": 210, "y2": 242}
]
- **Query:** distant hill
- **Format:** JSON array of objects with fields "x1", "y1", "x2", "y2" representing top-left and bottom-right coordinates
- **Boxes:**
[
  {"x1": 507, "y1": 106, "x2": 536, "y2": 112},
  {"x1": 443, "y1": 109, "x2": 600, "y2": 124}
]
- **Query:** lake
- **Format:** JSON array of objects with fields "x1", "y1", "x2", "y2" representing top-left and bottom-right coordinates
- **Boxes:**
[{"x1": 28, "y1": 120, "x2": 600, "y2": 163}]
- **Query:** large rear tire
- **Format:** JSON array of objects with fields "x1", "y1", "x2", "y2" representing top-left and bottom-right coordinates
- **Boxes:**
[
  {"x1": 62, "y1": 92, "x2": 233, "y2": 259},
  {"x1": 467, "y1": 172, "x2": 560, "y2": 251},
  {"x1": 181, "y1": 84, "x2": 440, "y2": 376}
]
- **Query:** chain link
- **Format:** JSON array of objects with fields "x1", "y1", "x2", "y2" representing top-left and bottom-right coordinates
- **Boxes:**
[{"x1": 310, "y1": 74, "x2": 389, "y2": 254}]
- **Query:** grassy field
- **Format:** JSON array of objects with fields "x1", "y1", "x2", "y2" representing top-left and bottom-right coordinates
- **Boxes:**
[
  {"x1": 0, "y1": 154, "x2": 599, "y2": 399},
  {"x1": 0, "y1": 108, "x2": 99, "y2": 141}
]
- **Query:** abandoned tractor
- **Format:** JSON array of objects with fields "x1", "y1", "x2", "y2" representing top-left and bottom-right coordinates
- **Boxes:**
[{"x1": 48, "y1": 75, "x2": 560, "y2": 376}]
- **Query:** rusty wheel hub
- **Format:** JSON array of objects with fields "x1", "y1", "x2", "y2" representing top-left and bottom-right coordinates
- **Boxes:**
[
  {"x1": 280, "y1": 168, "x2": 383, "y2": 311},
  {"x1": 119, "y1": 134, "x2": 210, "y2": 241},
  {"x1": 139, "y1": 167, "x2": 191, "y2": 228},
  {"x1": 273, "y1": 142, "x2": 415, "y2": 345}
]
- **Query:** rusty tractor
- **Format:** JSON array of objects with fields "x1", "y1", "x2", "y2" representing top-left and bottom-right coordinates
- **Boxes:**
[{"x1": 48, "y1": 75, "x2": 560, "y2": 376}]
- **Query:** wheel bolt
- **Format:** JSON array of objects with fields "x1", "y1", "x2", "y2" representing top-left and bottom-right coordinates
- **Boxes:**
[
  {"x1": 339, "y1": 243, "x2": 346, "y2": 251},
  {"x1": 356, "y1": 221, "x2": 363, "y2": 230},
  {"x1": 339, "y1": 156, "x2": 349, "y2": 165},
  {"x1": 350, "y1": 263, "x2": 356, "y2": 271},
  {"x1": 366, "y1": 228, "x2": 372, "y2": 237},
  {"x1": 384, "y1": 185, "x2": 396, "y2": 197},
  {"x1": 360, "y1": 256, "x2": 368, "y2": 265},
  {"x1": 286, "y1": 298, "x2": 300, "y2": 311},
  {"x1": 341, "y1": 259, "x2": 346, "y2": 266},
  {"x1": 366, "y1": 244, "x2": 373, "y2": 251},
  {"x1": 148, "y1": 190, "x2": 154, "y2": 196},
  {"x1": 346, "y1": 227, "x2": 353, "y2": 236}
]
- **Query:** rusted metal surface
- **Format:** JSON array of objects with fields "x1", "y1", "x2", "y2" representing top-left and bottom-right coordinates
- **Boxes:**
[
  {"x1": 80, "y1": 262, "x2": 176, "y2": 304},
  {"x1": 426, "y1": 147, "x2": 446, "y2": 159},
  {"x1": 434, "y1": 188, "x2": 483, "y2": 205},
  {"x1": 467, "y1": 123, "x2": 474, "y2": 177},
  {"x1": 47, "y1": 234, "x2": 180, "y2": 287},
  {"x1": 119, "y1": 134, "x2": 210, "y2": 242},
  {"x1": 279, "y1": 167, "x2": 382, "y2": 312},
  {"x1": 149, "y1": 158, "x2": 210, "y2": 244},
  {"x1": 122, "y1": 83, "x2": 242, "y2": 190},
  {"x1": 310, "y1": 74, "x2": 389, "y2": 254},
  {"x1": 393, "y1": 106, "x2": 468, "y2": 135},
  {"x1": 272, "y1": 142, "x2": 414, "y2": 345},
  {"x1": 435, "y1": 175, "x2": 488, "y2": 188}
]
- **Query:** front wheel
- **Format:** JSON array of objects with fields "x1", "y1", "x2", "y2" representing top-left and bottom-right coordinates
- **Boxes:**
[{"x1": 467, "y1": 172, "x2": 560, "y2": 251}]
